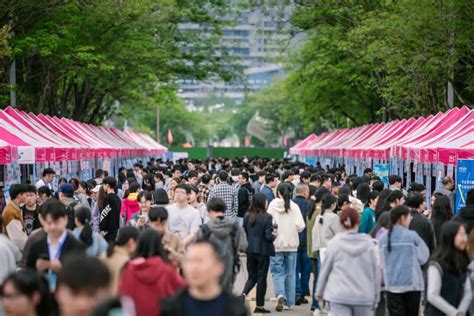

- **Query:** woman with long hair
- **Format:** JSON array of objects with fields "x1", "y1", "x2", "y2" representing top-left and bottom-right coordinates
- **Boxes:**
[
  {"x1": 118, "y1": 229, "x2": 186, "y2": 316},
  {"x1": 1, "y1": 270, "x2": 51, "y2": 316},
  {"x1": 431, "y1": 195, "x2": 454, "y2": 243},
  {"x1": 267, "y1": 183, "x2": 306, "y2": 311},
  {"x1": 359, "y1": 191, "x2": 379, "y2": 234},
  {"x1": 73, "y1": 207, "x2": 108, "y2": 257},
  {"x1": 426, "y1": 221, "x2": 471, "y2": 315},
  {"x1": 375, "y1": 189, "x2": 392, "y2": 220},
  {"x1": 312, "y1": 193, "x2": 340, "y2": 253},
  {"x1": 378, "y1": 205, "x2": 429, "y2": 316},
  {"x1": 240, "y1": 193, "x2": 275, "y2": 313},
  {"x1": 316, "y1": 208, "x2": 380, "y2": 316}
]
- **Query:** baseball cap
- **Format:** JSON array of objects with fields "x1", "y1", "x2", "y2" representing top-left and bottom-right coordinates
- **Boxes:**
[
  {"x1": 59, "y1": 184, "x2": 74, "y2": 194},
  {"x1": 91, "y1": 185, "x2": 101, "y2": 193}
]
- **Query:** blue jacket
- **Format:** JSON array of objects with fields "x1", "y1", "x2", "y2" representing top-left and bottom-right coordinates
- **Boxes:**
[
  {"x1": 260, "y1": 185, "x2": 275, "y2": 203},
  {"x1": 379, "y1": 225, "x2": 429, "y2": 292},
  {"x1": 359, "y1": 206, "x2": 376, "y2": 234},
  {"x1": 293, "y1": 195, "x2": 309, "y2": 249},
  {"x1": 72, "y1": 227, "x2": 109, "y2": 257},
  {"x1": 243, "y1": 213, "x2": 275, "y2": 257}
]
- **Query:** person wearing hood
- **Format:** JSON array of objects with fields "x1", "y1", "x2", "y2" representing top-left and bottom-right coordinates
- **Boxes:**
[
  {"x1": 237, "y1": 172, "x2": 255, "y2": 226},
  {"x1": 268, "y1": 183, "x2": 306, "y2": 311},
  {"x1": 197, "y1": 197, "x2": 248, "y2": 291},
  {"x1": 118, "y1": 229, "x2": 186, "y2": 316},
  {"x1": 120, "y1": 182, "x2": 141, "y2": 225},
  {"x1": 452, "y1": 188, "x2": 474, "y2": 233},
  {"x1": 316, "y1": 207, "x2": 381, "y2": 315}
]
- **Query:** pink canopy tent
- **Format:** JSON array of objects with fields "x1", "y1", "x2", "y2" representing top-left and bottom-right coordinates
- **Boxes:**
[
  {"x1": 0, "y1": 106, "x2": 167, "y2": 163},
  {"x1": 296, "y1": 106, "x2": 473, "y2": 166},
  {"x1": 0, "y1": 139, "x2": 18, "y2": 164},
  {"x1": 289, "y1": 134, "x2": 317, "y2": 155}
]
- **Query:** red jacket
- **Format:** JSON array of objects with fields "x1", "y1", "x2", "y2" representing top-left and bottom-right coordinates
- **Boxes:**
[
  {"x1": 119, "y1": 256, "x2": 186, "y2": 316},
  {"x1": 120, "y1": 195, "x2": 140, "y2": 224}
]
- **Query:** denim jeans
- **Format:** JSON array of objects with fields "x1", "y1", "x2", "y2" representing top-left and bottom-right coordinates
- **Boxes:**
[
  {"x1": 270, "y1": 251, "x2": 297, "y2": 307},
  {"x1": 311, "y1": 257, "x2": 320, "y2": 310},
  {"x1": 295, "y1": 247, "x2": 312, "y2": 299}
]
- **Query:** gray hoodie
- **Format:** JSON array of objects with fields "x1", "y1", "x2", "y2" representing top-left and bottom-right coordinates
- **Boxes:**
[
  {"x1": 197, "y1": 216, "x2": 248, "y2": 291},
  {"x1": 316, "y1": 232, "x2": 381, "y2": 307}
]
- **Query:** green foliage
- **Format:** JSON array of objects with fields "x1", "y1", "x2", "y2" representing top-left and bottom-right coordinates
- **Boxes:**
[
  {"x1": 0, "y1": 0, "x2": 236, "y2": 125},
  {"x1": 0, "y1": 25, "x2": 10, "y2": 96}
]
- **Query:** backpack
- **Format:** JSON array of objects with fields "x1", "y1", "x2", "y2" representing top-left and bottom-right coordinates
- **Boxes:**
[
  {"x1": 200, "y1": 221, "x2": 241, "y2": 286},
  {"x1": 65, "y1": 201, "x2": 78, "y2": 230}
]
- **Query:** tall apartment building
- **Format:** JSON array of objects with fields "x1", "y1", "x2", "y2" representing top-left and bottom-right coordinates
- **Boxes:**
[{"x1": 178, "y1": 8, "x2": 288, "y2": 106}]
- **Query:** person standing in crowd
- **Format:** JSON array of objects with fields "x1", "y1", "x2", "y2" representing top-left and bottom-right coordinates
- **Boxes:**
[
  {"x1": 128, "y1": 191, "x2": 153, "y2": 229},
  {"x1": 2, "y1": 184, "x2": 28, "y2": 251},
  {"x1": 1, "y1": 270, "x2": 51, "y2": 316},
  {"x1": 197, "y1": 197, "x2": 248, "y2": 291},
  {"x1": 359, "y1": 191, "x2": 379, "y2": 234},
  {"x1": 453, "y1": 188, "x2": 474, "y2": 233},
  {"x1": 148, "y1": 206, "x2": 186, "y2": 268},
  {"x1": 240, "y1": 193, "x2": 275, "y2": 314},
  {"x1": 268, "y1": 183, "x2": 306, "y2": 311},
  {"x1": 73, "y1": 206, "x2": 108, "y2": 257},
  {"x1": 189, "y1": 185, "x2": 208, "y2": 224},
  {"x1": 37, "y1": 186, "x2": 52, "y2": 205},
  {"x1": 101, "y1": 226, "x2": 139, "y2": 295},
  {"x1": 208, "y1": 171, "x2": 239, "y2": 218},
  {"x1": 292, "y1": 183, "x2": 311, "y2": 306},
  {"x1": 22, "y1": 184, "x2": 41, "y2": 236},
  {"x1": 433, "y1": 176, "x2": 456, "y2": 211},
  {"x1": 119, "y1": 229, "x2": 186, "y2": 316},
  {"x1": 100, "y1": 177, "x2": 121, "y2": 243},
  {"x1": 431, "y1": 195, "x2": 454, "y2": 243},
  {"x1": 56, "y1": 256, "x2": 111, "y2": 316},
  {"x1": 406, "y1": 193, "x2": 437, "y2": 254},
  {"x1": 378, "y1": 205, "x2": 429, "y2": 316},
  {"x1": 198, "y1": 173, "x2": 212, "y2": 204},
  {"x1": 237, "y1": 171, "x2": 255, "y2": 226},
  {"x1": 69, "y1": 178, "x2": 90, "y2": 207},
  {"x1": 167, "y1": 184, "x2": 201, "y2": 246},
  {"x1": 426, "y1": 221, "x2": 471, "y2": 315},
  {"x1": 316, "y1": 208, "x2": 380, "y2": 316},
  {"x1": 252, "y1": 171, "x2": 267, "y2": 194},
  {"x1": 388, "y1": 175, "x2": 403, "y2": 192},
  {"x1": 261, "y1": 174, "x2": 278, "y2": 203},
  {"x1": 312, "y1": 193, "x2": 341, "y2": 254},
  {"x1": 120, "y1": 181, "x2": 140, "y2": 225},
  {"x1": 161, "y1": 239, "x2": 249, "y2": 316},
  {"x1": 0, "y1": 233, "x2": 21, "y2": 284},
  {"x1": 35, "y1": 168, "x2": 55, "y2": 191},
  {"x1": 58, "y1": 184, "x2": 79, "y2": 230},
  {"x1": 380, "y1": 190, "x2": 405, "y2": 214},
  {"x1": 94, "y1": 169, "x2": 105, "y2": 185}
]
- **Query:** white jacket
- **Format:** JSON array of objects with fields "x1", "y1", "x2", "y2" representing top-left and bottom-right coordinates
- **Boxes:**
[
  {"x1": 312, "y1": 210, "x2": 342, "y2": 254},
  {"x1": 267, "y1": 198, "x2": 305, "y2": 252}
]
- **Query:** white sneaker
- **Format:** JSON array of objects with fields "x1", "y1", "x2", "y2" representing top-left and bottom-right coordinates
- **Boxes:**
[{"x1": 283, "y1": 305, "x2": 291, "y2": 310}]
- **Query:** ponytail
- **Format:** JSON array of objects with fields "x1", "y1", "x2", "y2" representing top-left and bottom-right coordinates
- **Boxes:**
[
  {"x1": 387, "y1": 205, "x2": 410, "y2": 253},
  {"x1": 277, "y1": 183, "x2": 292, "y2": 212},
  {"x1": 75, "y1": 207, "x2": 93, "y2": 247}
]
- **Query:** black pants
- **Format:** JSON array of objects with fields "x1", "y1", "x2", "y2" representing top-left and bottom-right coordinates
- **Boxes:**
[
  {"x1": 242, "y1": 254, "x2": 269, "y2": 307},
  {"x1": 386, "y1": 291, "x2": 421, "y2": 316}
]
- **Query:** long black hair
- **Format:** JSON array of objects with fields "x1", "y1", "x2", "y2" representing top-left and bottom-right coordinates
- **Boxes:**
[
  {"x1": 248, "y1": 193, "x2": 269, "y2": 226},
  {"x1": 431, "y1": 221, "x2": 469, "y2": 273},
  {"x1": 371, "y1": 211, "x2": 391, "y2": 238},
  {"x1": 356, "y1": 182, "x2": 371, "y2": 204},
  {"x1": 366, "y1": 191, "x2": 380, "y2": 208},
  {"x1": 133, "y1": 229, "x2": 169, "y2": 262},
  {"x1": 382, "y1": 190, "x2": 404, "y2": 213},
  {"x1": 276, "y1": 182, "x2": 292, "y2": 212},
  {"x1": 319, "y1": 193, "x2": 337, "y2": 225},
  {"x1": 432, "y1": 195, "x2": 453, "y2": 221},
  {"x1": 75, "y1": 207, "x2": 93, "y2": 247},
  {"x1": 106, "y1": 226, "x2": 139, "y2": 258},
  {"x1": 2, "y1": 270, "x2": 51, "y2": 316},
  {"x1": 387, "y1": 205, "x2": 410, "y2": 252},
  {"x1": 308, "y1": 187, "x2": 330, "y2": 219},
  {"x1": 375, "y1": 189, "x2": 393, "y2": 220}
]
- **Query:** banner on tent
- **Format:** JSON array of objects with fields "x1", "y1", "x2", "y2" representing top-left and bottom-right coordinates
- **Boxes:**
[
  {"x1": 456, "y1": 159, "x2": 474, "y2": 213},
  {"x1": 373, "y1": 163, "x2": 390, "y2": 187}
]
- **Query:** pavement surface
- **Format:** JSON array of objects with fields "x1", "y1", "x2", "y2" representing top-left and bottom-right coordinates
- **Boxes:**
[{"x1": 234, "y1": 256, "x2": 315, "y2": 316}]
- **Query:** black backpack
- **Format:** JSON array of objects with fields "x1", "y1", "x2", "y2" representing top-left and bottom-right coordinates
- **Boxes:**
[{"x1": 65, "y1": 201, "x2": 78, "y2": 230}]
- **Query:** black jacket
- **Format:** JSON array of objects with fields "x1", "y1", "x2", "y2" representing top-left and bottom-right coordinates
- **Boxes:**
[
  {"x1": 25, "y1": 231, "x2": 85, "y2": 271},
  {"x1": 243, "y1": 213, "x2": 275, "y2": 257},
  {"x1": 409, "y1": 210, "x2": 436, "y2": 254},
  {"x1": 237, "y1": 183, "x2": 254, "y2": 218},
  {"x1": 293, "y1": 195, "x2": 310, "y2": 249},
  {"x1": 161, "y1": 289, "x2": 249, "y2": 316},
  {"x1": 452, "y1": 206, "x2": 474, "y2": 234},
  {"x1": 99, "y1": 193, "x2": 121, "y2": 236}
]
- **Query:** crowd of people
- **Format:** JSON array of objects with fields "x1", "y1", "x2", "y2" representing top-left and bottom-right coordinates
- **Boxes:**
[{"x1": 0, "y1": 157, "x2": 473, "y2": 316}]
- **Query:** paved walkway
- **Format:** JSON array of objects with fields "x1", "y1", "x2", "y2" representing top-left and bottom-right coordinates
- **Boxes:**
[{"x1": 234, "y1": 256, "x2": 315, "y2": 316}]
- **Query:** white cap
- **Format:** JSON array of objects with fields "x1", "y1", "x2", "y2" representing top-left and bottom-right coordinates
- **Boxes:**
[{"x1": 92, "y1": 185, "x2": 101, "y2": 193}]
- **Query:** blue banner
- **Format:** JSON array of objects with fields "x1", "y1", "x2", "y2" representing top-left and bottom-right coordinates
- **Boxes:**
[
  {"x1": 456, "y1": 159, "x2": 474, "y2": 213},
  {"x1": 373, "y1": 163, "x2": 390, "y2": 188}
]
